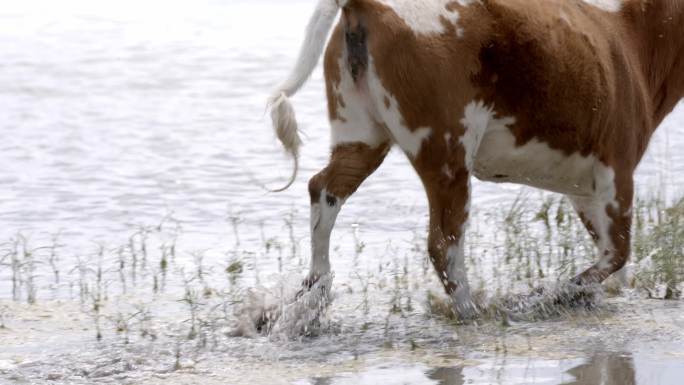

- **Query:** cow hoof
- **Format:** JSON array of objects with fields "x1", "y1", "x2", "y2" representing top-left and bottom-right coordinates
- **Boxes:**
[
  {"x1": 451, "y1": 298, "x2": 480, "y2": 322},
  {"x1": 295, "y1": 275, "x2": 321, "y2": 299},
  {"x1": 570, "y1": 275, "x2": 588, "y2": 286},
  {"x1": 602, "y1": 275, "x2": 625, "y2": 295},
  {"x1": 556, "y1": 281, "x2": 602, "y2": 309}
]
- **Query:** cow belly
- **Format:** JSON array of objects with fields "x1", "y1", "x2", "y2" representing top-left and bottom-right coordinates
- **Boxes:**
[{"x1": 472, "y1": 130, "x2": 596, "y2": 196}]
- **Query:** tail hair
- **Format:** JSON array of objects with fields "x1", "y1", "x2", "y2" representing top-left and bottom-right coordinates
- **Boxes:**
[{"x1": 267, "y1": 0, "x2": 347, "y2": 192}]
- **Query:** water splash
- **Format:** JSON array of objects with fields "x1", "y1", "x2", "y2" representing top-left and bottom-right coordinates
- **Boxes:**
[
  {"x1": 230, "y1": 273, "x2": 333, "y2": 339},
  {"x1": 495, "y1": 282, "x2": 605, "y2": 321},
  {"x1": 426, "y1": 282, "x2": 605, "y2": 323}
]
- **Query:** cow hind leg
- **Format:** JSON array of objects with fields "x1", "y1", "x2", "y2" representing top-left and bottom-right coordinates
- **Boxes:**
[
  {"x1": 305, "y1": 140, "x2": 390, "y2": 288},
  {"x1": 567, "y1": 170, "x2": 634, "y2": 286},
  {"x1": 305, "y1": 24, "x2": 390, "y2": 288}
]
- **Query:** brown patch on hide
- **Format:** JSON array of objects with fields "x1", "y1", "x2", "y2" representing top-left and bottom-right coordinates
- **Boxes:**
[{"x1": 309, "y1": 142, "x2": 390, "y2": 202}]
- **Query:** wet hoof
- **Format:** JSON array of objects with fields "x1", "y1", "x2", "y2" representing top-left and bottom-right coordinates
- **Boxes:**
[
  {"x1": 554, "y1": 287, "x2": 597, "y2": 308},
  {"x1": 570, "y1": 269, "x2": 607, "y2": 287},
  {"x1": 427, "y1": 292, "x2": 480, "y2": 323},
  {"x1": 271, "y1": 274, "x2": 334, "y2": 339},
  {"x1": 230, "y1": 274, "x2": 334, "y2": 339},
  {"x1": 455, "y1": 305, "x2": 480, "y2": 323},
  {"x1": 295, "y1": 275, "x2": 321, "y2": 299},
  {"x1": 565, "y1": 277, "x2": 604, "y2": 308},
  {"x1": 570, "y1": 275, "x2": 591, "y2": 287},
  {"x1": 496, "y1": 282, "x2": 605, "y2": 322},
  {"x1": 229, "y1": 304, "x2": 278, "y2": 338},
  {"x1": 255, "y1": 313, "x2": 273, "y2": 334},
  {"x1": 532, "y1": 281, "x2": 602, "y2": 309}
]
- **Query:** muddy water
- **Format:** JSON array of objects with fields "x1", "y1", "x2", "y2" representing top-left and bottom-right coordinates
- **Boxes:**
[{"x1": 1, "y1": 0, "x2": 683, "y2": 384}]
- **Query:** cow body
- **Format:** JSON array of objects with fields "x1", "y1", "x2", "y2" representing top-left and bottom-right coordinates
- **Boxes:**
[{"x1": 269, "y1": 0, "x2": 684, "y2": 317}]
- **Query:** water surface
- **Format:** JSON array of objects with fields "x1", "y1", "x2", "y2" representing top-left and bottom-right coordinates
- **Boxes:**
[{"x1": 1, "y1": 1, "x2": 683, "y2": 384}]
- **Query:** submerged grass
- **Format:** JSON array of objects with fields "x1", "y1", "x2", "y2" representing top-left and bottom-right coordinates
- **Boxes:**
[
  {"x1": 0, "y1": 195, "x2": 681, "y2": 356},
  {"x1": 634, "y1": 197, "x2": 684, "y2": 299},
  {"x1": 0, "y1": 194, "x2": 682, "y2": 384}
]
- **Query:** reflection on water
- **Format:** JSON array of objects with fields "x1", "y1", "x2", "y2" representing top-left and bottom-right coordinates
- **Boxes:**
[
  {"x1": 305, "y1": 353, "x2": 639, "y2": 385},
  {"x1": 427, "y1": 366, "x2": 464, "y2": 385},
  {"x1": 565, "y1": 353, "x2": 635, "y2": 385}
]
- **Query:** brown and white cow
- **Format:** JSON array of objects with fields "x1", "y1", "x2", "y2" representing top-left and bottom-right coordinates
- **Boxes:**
[{"x1": 268, "y1": 0, "x2": 684, "y2": 317}]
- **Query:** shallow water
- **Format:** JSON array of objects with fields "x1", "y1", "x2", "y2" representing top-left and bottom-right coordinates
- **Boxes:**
[{"x1": 1, "y1": 0, "x2": 683, "y2": 384}]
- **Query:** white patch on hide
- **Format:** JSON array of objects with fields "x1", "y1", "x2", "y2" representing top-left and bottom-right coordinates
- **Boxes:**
[
  {"x1": 446, "y1": 241, "x2": 476, "y2": 316},
  {"x1": 310, "y1": 189, "x2": 343, "y2": 278},
  {"x1": 593, "y1": 163, "x2": 618, "y2": 209},
  {"x1": 567, "y1": 164, "x2": 622, "y2": 280},
  {"x1": 366, "y1": 59, "x2": 432, "y2": 158},
  {"x1": 460, "y1": 101, "x2": 500, "y2": 171},
  {"x1": 330, "y1": 56, "x2": 389, "y2": 148},
  {"x1": 589, "y1": 165, "x2": 618, "y2": 271},
  {"x1": 473, "y1": 117, "x2": 599, "y2": 196},
  {"x1": 375, "y1": 0, "x2": 475, "y2": 36},
  {"x1": 569, "y1": 193, "x2": 614, "y2": 263},
  {"x1": 581, "y1": 0, "x2": 623, "y2": 12}
]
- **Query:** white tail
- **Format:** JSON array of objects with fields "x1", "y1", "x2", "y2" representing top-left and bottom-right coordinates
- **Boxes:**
[{"x1": 268, "y1": 0, "x2": 348, "y2": 192}]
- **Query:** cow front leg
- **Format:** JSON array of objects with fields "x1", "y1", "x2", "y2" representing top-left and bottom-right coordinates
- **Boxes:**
[
  {"x1": 304, "y1": 142, "x2": 390, "y2": 288},
  {"x1": 569, "y1": 170, "x2": 634, "y2": 285},
  {"x1": 424, "y1": 168, "x2": 477, "y2": 319}
]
